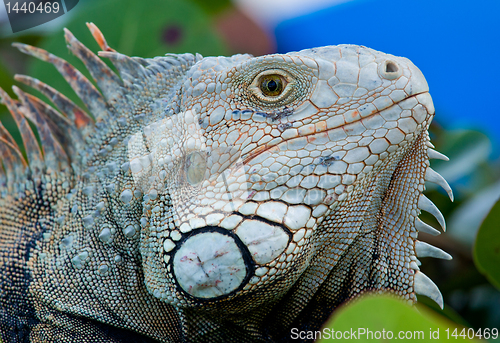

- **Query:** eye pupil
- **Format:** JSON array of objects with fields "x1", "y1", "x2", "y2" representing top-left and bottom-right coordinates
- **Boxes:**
[
  {"x1": 260, "y1": 75, "x2": 283, "y2": 96},
  {"x1": 266, "y1": 79, "x2": 278, "y2": 92}
]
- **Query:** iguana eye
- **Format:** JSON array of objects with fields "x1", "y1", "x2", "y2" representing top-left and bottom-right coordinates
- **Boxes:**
[
  {"x1": 249, "y1": 69, "x2": 293, "y2": 103},
  {"x1": 259, "y1": 75, "x2": 284, "y2": 96}
]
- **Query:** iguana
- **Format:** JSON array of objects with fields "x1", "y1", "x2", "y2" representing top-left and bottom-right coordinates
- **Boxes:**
[{"x1": 0, "y1": 24, "x2": 453, "y2": 342}]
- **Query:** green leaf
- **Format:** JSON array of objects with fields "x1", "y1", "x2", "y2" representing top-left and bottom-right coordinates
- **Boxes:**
[
  {"x1": 473, "y1": 198, "x2": 500, "y2": 290},
  {"x1": 317, "y1": 295, "x2": 477, "y2": 342},
  {"x1": 0, "y1": 57, "x2": 15, "y2": 98},
  {"x1": 0, "y1": 58, "x2": 25, "y2": 151}
]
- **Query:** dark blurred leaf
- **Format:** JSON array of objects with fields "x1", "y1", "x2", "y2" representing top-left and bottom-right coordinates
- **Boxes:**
[
  {"x1": 418, "y1": 295, "x2": 471, "y2": 329},
  {"x1": 473, "y1": 198, "x2": 500, "y2": 290},
  {"x1": 431, "y1": 130, "x2": 491, "y2": 185},
  {"x1": 0, "y1": 56, "x2": 20, "y2": 149},
  {"x1": 187, "y1": 0, "x2": 232, "y2": 16},
  {"x1": 318, "y1": 295, "x2": 476, "y2": 342},
  {"x1": 0, "y1": 58, "x2": 15, "y2": 98}
]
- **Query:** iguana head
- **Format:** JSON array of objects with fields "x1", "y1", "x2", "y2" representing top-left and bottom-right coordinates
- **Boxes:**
[
  {"x1": 126, "y1": 45, "x2": 450, "y2": 313},
  {"x1": 0, "y1": 25, "x2": 452, "y2": 338}
]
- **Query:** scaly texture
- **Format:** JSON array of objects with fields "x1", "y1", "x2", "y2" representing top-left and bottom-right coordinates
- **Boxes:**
[{"x1": 0, "y1": 24, "x2": 453, "y2": 342}]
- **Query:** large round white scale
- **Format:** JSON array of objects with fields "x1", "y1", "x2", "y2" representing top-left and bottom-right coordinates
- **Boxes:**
[{"x1": 172, "y1": 231, "x2": 248, "y2": 299}]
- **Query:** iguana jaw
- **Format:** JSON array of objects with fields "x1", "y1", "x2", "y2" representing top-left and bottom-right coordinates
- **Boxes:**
[
  {"x1": 260, "y1": 126, "x2": 451, "y2": 332},
  {"x1": 242, "y1": 90, "x2": 433, "y2": 165}
]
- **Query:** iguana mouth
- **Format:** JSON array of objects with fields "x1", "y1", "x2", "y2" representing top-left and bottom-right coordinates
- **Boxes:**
[{"x1": 243, "y1": 91, "x2": 433, "y2": 165}]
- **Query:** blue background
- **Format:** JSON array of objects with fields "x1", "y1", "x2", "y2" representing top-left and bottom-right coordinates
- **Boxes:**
[{"x1": 275, "y1": 0, "x2": 500, "y2": 152}]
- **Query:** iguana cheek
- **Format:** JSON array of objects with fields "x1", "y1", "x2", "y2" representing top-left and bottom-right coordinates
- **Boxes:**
[{"x1": 234, "y1": 219, "x2": 289, "y2": 264}]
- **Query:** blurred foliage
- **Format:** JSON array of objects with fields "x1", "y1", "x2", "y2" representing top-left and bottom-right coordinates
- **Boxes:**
[
  {"x1": 474, "y1": 199, "x2": 500, "y2": 290},
  {"x1": 0, "y1": 54, "x2": 16, "y2": 98},
  {"x1": 319, "y1": 295, "x2": 477, "y2": 342},
  {"x1": 0, "y1": 0, "x2": 499, "y2": 338},
  {"x1": 189, "y1": 0, "x2": 232, "y2": 15}
]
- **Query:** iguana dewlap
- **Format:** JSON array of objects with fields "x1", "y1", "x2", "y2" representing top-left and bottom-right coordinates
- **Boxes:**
[{"x1": 0, "y1": 24, "x2": 452, "y2": 342}]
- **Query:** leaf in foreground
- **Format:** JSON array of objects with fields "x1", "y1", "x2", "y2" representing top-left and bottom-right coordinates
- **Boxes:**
[
  {"x1": 473, "y1": 198, "x2": 500, "y2": 290},
  {"x1": 317, "y1": 295, "x2": 478, "y2": 342}
]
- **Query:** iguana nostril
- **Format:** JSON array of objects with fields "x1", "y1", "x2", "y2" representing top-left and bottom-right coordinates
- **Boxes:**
[
  {"x1": 385, "y1": 61, "x2": 399, "y2": 73},
  {"x1": 379, "y1": 60, "x2": 402, "y2": 80}
]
